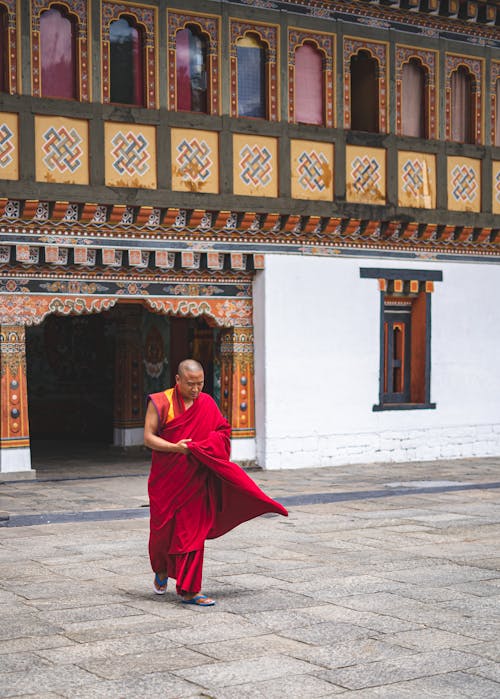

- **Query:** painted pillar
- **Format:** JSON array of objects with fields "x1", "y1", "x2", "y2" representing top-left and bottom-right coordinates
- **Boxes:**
[
  {"x1": 113, "y1": 306, "x2": 145, "y2": 447},
  {"x1": 220, "y1": 327, "x2": 256, "y2": 461},
  {"x1": 0, "y1": 325, "x2": 32, "y2": 473}
]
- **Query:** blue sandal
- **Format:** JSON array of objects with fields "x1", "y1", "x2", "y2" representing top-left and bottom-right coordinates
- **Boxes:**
[
  {"x1": 153, "y1": 573, "x2": 168, "y2": 595},
  {"x1": 181, "y1": 594, "x2": 215, "y2": 607}
]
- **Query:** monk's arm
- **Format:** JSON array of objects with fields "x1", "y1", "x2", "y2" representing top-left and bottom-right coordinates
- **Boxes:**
[{"x1": 143, "y1": 401, "x2": 191, "y2": 454}]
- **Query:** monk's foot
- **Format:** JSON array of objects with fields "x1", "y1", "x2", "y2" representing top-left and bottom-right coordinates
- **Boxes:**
[
  {"x1": 181, "y1": 593, "x2": 216, "y2": 607},
  {"x1": 153, "y1": 572, "x2": 168, "y2": 595}
]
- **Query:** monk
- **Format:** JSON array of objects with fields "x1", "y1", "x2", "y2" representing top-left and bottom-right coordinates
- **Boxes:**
[{"x1": 144, "y1": 359, "x2": 288, "y2": 606}]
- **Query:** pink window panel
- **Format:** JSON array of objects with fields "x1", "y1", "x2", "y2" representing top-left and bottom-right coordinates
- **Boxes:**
[
  {"x1": 451, "y1": 67, "x2": 473, "y2": 144},
  {"x1": 40, "y1": 8, "x2": 76, "y2": 99},
  {"x1": 176, "y1": 28, "x2": 191, "y2": 111},
  {"x1": 401, "y1": 60, "x2": 426, "y2": 138},
  {"x1": 295, "y1": 44, "x2": 323, "y2": 125}
]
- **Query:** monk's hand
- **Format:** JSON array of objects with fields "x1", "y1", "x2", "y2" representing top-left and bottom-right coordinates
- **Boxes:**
[{"x1": 173, "y1": 438, "x2": 192, "y2": 454}]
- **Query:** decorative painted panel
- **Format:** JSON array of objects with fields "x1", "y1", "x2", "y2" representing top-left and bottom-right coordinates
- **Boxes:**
[
  {"x1": 104, "y1": 122, "x2": 156, "y2": 189},
  {"x1": 343, "y1": 37, "x2": 388, "y2": 133},
  {"x1": 31, "y1": 0, "x2": 90, "y2": 100},
  {"x1": 447, "y1": 156, "x2": 481, "y2": 213},
  {"x1": 1, "y1": 0, "x2": 19, "y2": 93},
  {"x1": 0, "y1": 325, "x2": 30, "y2": 450},
  {"x1": 445, "y1": 54, "x2": 483, "y2": 144},
  {"x1": 493, "y1": 161, "x2": 500, "y2": 216},
  {"x1": 346, "y1": 145, "x2": 386, "y2": 205},
  {"x1": 288, "y1": 28, "x2": 334, "y2": 128},
  {"x1": 233, "y1": 134, "x2": 278, "y2": 198},
  {"x1": 491, "y1": 62, "x2": 500, "y2": 147},
  {"x1": 171, "y1": 128, "x2": 219, "y2": 194},
  {"x1": 101, "y1": 1, "x2": 158, "y2": 109},
  {"x1": 291, "y1": 139, "x2": 333, "y2": 201},
  {"x1": 0, "y1": 112, "x2": 18, "y2": 180},
  {"x1": 229, "y1": 19, "x2": 279, "y2": 122},
  {"x1": 398, "y1": 152, "x2": 436, "y2": 209},
  {"x1": 167, "y1": 10, "x2": 220, "y2": 115},
  {"x1": 35, "y1": 115, "x2": 89, "y2": 185},
  {"x1": 395, "y1": 45, "x2": 438, "y2": 140}
]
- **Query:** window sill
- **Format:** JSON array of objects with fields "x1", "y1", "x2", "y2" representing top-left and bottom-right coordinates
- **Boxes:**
[{"x1": 373, "y1": 402, "x2": 436, "y2": 412}]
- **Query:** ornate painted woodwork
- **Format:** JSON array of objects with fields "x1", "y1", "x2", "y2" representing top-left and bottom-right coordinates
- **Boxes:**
[
  {"x1": 101, "y1": 1, "x2": 157, "y2": 109},
  {"x1": 229, "y1": 19, "x2": 279, "y2": 122},
  {"x1": 1, "y1": 0, "x2": 19, "y2": 94},
  {"x1": 219, "y1": 327, "x2": 255, "y2": 438},
  {"x1": 288, "y1": 28, "x2": 335, "y2": 128},
  {"x1": 167, "y1": 10, "x2": 220, "y2": 115},
  {"x1": 445, "y1": 54, "x2": 484, "y2": 144},
  {"x1": 0, "y1": 324, "x2": 29, "y2": 451},
  {"x1": 343, "y1": 37, "x2": 388, "y2": 133},
  {"x1": 395, "y1": 46, "x2": 438, "y2": 140},
  {"x1": 31, "y1": 0, "x2": 90, "y2": 101}
]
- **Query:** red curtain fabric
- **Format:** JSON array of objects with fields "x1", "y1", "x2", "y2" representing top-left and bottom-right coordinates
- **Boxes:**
[
  {"x1": 295, "y1": 44, "x2": 323, "y2": 125},
  {"x1": 451, "y1": 67, "x2": 472, "y2": 143},
  {"x1": 40, "y1": 8, "x2": 76, "y2": 99},
  {"x1": 401, "y1": 60, "x2": 426, "y2": 138},
  {"x1": 176, "y1": 28, "x2": 192, "y2": 111}
]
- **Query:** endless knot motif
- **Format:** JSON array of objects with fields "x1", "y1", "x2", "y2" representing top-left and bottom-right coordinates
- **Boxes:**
[
  {"x1": 402, "y1": 159, "x2": 424, "y2": 197},
  {"x1": 451, "y1": 165, "x2": 478, "y2": 202},
  {"x1": 0, "y1": 123, "x2": 14, "y2": 168},
  {"x1": 176, "y1": 139, "x2": 212, "y2": 183},
  {"x1": 111, "y1": 131, "x2": 150, "y2": 176},
  {"x1": 297, "y1": 150, "x2": 328, "y2": 192},
  {"x1": 351, "y1": 156, "x2": 381, "y2": 193},
  {"x1": 495, "y1": 170, "x2": 500, "y2": 204},
  {"x1": 42, "y1": 126, "x2": 83, "y2": 173},
  {"x1": 239, "y1": 145, "x2": 272, "y2": 187}
]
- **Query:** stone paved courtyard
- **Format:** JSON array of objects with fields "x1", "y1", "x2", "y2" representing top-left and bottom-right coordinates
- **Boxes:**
[{"x1": 1, "y1": 453, "x2": 500, "y2": 697}]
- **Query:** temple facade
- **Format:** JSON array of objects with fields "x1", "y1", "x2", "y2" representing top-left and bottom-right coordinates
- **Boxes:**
[{"x1": 0, "y1": 0, "x2": 499, "y2": 474}]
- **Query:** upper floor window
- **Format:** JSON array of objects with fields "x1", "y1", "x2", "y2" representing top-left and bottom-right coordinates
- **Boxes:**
[
  {"x1": 236, "y1": 34, "x2": 266, "y2": 119},
  {"x1": 294, "y1": 43, "x2": 323, "y2": 126},
  {"x1": 401, "y1": 59, "x2": 426, "y2": 138},
  {"x1": 109, "y1": 17, "x2": 144, "y2": 106},
  {"x1": 0, "y1": 6, "x2": 8, "y2": 92},
  {"x1": 350, "y1": 50, "x2": 379, "y2": 133},
  {"x1": 176, "y1": 26, "x2": 208, "y2": 113},
  {"x1": 451, "y1": 66, "x2": 473, "y2": 144},
  {"x1": 40, "y1": 6, "x2": 77, "y2": 99},
  {"x1": 495, "y1": 78, "x2": 500, "y2": 147}
]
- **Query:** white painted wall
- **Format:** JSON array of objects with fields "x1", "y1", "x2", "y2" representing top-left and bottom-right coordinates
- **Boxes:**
[{"x1": 254, "y1": 253, "x2": 500, "y2": 469}]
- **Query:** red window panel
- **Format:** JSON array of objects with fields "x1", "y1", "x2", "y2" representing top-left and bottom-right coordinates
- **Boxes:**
[
  {"x1": 295, "y1": 44, "x2": 323, "y2": 126},
  {"x1": 40, "y1": 7, "x2": 77, "y2": 99}
]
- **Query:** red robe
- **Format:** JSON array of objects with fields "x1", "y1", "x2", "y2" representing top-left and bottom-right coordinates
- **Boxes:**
[{"x1": 148, "y1": 388, "x2": 287, "y2": 592}]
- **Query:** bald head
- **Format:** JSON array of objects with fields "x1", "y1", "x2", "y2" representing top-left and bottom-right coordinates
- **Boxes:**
[{"x1": 177, "y1": 359, "x2": 204, "y2": 377}]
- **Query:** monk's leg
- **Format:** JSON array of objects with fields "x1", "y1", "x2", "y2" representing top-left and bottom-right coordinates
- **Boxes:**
[{"x1": 174, "y1": 548, "x2": 204, "y2": 596}]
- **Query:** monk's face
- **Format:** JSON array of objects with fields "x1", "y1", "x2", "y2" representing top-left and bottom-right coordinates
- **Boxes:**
[{"x1": 176, "y1": 369, "x2": 204, "y2": 402}]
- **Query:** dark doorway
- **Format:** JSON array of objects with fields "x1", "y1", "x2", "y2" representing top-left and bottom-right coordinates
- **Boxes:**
[
  {"x1": 26, "y1": 313, "x2": 115, "y2": 444},
  {"x1": 26, "y1": 308, "x2": 221, "y2": 465}
]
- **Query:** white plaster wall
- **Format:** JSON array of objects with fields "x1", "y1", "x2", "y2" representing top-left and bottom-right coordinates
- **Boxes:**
[{"x1": 254, "y1": 254, "x2": 500, "y2": 469}]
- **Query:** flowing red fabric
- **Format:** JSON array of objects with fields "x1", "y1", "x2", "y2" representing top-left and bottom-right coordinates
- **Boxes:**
[{"x1": 148, "y1": 392, "x2": 287, "y2": 568}]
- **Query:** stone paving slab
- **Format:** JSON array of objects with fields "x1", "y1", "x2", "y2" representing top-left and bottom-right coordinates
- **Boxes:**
[{"x1": 2, "y1": 456, "x2": 500, "y2": 697}]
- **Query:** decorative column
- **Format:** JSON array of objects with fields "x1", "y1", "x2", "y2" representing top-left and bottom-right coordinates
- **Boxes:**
[
  {"x1": 0, "y1": 325, "x2": 32, "y2": 473},
  {"x1": 113, "y1": 306, "x2": 145, "y2": 447},
  {"x1": 220, "y1": 327, "x2": 255, "y2": 442}
]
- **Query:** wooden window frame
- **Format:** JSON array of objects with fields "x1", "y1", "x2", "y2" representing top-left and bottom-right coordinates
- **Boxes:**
[
  {"x1": 230, "y1": 19, "x2": 279, "y2": 122},
  {"x1": 360, "y1": 268, "x2": 442, "y2": 412},
  {"x1": 167, "y1": 9, "x2": 220, "y2": 116}
]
